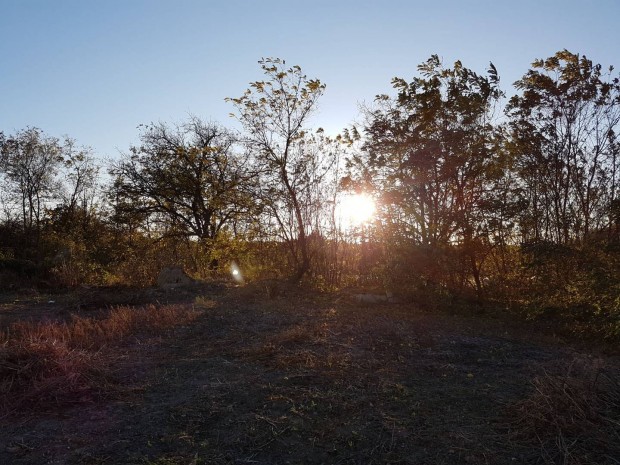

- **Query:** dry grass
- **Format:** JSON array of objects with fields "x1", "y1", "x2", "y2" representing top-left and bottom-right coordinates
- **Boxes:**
[
  {"x1": 507, "y1": 357, "x2": 620, "y2": 464},
  {"x1": 0, "y1": 304, "x2": 201, "y2": 415},
  {"x1": 3, "y1": 286, "x2": 620, "y2": 464}
]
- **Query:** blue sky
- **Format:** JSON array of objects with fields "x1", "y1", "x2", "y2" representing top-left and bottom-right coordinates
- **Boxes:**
[{"x1": 1, "y1": 0, "x2": 618, "y2": 159}]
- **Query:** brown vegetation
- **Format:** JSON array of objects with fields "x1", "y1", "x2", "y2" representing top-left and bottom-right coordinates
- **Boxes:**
[
  {"x1": 1, "y1": 50, "x2": 620, "y2": 463},
  {"x1": 0, "y1": 303, "x2": 201, "y2": 416},
  {"x1": 506, "y1": 358, "x2": 620, "y2": 464},
  {"x1": 1, "y1": 285, "x2": 619, "y2": 464}
]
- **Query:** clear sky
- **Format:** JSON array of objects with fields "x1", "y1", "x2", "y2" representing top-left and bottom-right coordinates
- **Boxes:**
[{"x1": 1, "y1": 0, "x2": 618, "y2": 160}]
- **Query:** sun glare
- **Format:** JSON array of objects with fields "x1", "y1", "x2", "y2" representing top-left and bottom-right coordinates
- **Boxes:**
[
  {"x1": 230, "y1": 262, "x2": 244, "y2": 283},
  {"x1": 336, "y1": 193, "x2": 376, "y2": 228}
]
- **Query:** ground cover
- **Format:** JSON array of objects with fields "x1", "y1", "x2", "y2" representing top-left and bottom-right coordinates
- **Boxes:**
[{"x1": 0, "y1": 284, "x2": 618, "y2": 464}]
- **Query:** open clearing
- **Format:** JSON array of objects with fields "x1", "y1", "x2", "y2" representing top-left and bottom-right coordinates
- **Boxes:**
[{"x1": 1, "y1": 284, "x2": 619, "y2": 465}]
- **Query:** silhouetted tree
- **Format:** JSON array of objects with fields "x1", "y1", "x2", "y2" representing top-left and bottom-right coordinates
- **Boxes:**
[
  {"x1": 228, "y1": 58, "x2": 327, "y2": 281},
  {"x1": 508, "y1": 50, "x2": 620, "y2": 245},
  {"x1": 110, "y1": 118, "x2": 256, "y2": 250},
  {"x1": 359, "y1": 56, "x2": 507, "y2": 297}
]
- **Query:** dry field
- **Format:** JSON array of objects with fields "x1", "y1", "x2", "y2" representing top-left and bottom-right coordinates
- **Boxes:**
[{"x1": 0, "y1": 283, "x2": 619, "y2": 465}]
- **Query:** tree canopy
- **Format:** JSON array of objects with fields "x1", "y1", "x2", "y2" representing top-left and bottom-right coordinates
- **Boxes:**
[
  {"x1": 110, "y1": 118, "x2": 256, "y2": 243},
  {"x1": 2, "y1": 51, "x2": 620, "y2": 341}
]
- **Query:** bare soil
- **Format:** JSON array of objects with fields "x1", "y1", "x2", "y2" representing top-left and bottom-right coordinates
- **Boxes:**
[{"x1": 1, "y1": 284, "x2": 619, "y2": 464}]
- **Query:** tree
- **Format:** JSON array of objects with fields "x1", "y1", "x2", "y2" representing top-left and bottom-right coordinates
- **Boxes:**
[
  {"x1": 0, "y1": 127, "x2": 64, "y2": 246},
  {"x1": 110, "y1": 118, "x2": 256, "y2": 251},
  {"x1": 358, "y1": 56, "x2": 507, "y2": 297},
  {"x1": 44, "y1": 139, "x2": 102, "y2": 242},
  {"x1": 507, "y1": 50, "x2": 620, "y2": 245},
  {"x1": 227, "y1": 58, "x2": 327, "y2": 281},
  {"x1": 60, "y1": 140, "x2": 99, "y2": 217}
]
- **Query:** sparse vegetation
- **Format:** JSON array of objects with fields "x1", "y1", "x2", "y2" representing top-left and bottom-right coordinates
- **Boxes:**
[
  {"x1": 2, "y1": 287, "x2": 619, "y2": 464},
  {"x1": 507, "y1": 358, "x2": 620, "y2": 464},
  {"x1": 0, "y1": 303, "x2": 201, "y2": 415},
  {"x1": 2, "y1": 50, "x2": 620, "y2": 463}
]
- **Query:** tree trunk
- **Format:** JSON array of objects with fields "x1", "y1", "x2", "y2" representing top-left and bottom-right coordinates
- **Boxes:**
[{"x1": 282, "y1": 167, "x2": 310, "y2": 282}]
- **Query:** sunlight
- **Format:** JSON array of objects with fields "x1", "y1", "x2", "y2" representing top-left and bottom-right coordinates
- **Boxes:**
[
  {"x1": 230, "y1": 262, "x2": 244, "y2": 284},
  {"x1": 336, "y1": 193, "x2": 376, "y2": 228}
]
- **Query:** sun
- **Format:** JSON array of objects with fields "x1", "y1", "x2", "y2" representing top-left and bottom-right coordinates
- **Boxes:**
[{"x1": 336, "y1": 193, "x2": 376, "y2": 228}]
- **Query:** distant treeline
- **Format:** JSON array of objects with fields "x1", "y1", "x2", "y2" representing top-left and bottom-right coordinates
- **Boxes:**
[{"x1": 1, "y1": 51, "x2": 619, "y2": 340}]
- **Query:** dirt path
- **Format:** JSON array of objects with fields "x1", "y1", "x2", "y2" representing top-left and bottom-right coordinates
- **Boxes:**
[{"x1": 1, "y1": 288, "x2": 619, "y2": 464}]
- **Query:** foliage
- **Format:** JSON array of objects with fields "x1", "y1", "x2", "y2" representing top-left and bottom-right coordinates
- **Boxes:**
[
  {"x1": 519, "y1": 239, "x2": 620, "y2": 341},
  {"x1": 1, "y1": 51, "x2": 620, "y2": 341},
  {"x1": 355, "y1": 55, "x2": 508, "y2": 298},
  {"x1": 228, "y1": 58, "x2": 331, "y2": 281},
  {"x1": 508, "y1": 50, "x2": 620, "y2": 244},
  {"x1": 111, "y1": 118, "x2": 257, "y2": 244}
]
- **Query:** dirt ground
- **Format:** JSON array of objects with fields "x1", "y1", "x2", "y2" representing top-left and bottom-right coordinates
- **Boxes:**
[{"x1": 1, "y1": 284, "x2": 619, "y2": 465}]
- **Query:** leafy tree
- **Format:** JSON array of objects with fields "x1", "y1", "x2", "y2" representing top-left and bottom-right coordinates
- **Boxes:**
[
  {"x1": 228, "y1": 58, "x2": 328, "y2": 281},
  {"x1": 505, "y1": 51, "x2": 620, "y2": 332},
  {"x1": 359, "y1": 56, "x2": 507, "y2": 297},
  {"x1": 0, "y1": 127, "x2": 64, "y2": 247},
  {"x1": 110, "y1": 118, "x2": 256, "y2": 252},
  {"x1": 508, "y1": 50, "x2": 620, "y2": 245}
]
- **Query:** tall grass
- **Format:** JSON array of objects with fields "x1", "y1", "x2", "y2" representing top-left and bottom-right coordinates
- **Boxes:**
[{"x1": 0, "y1": 304, "x2": 201, "y2": 414}]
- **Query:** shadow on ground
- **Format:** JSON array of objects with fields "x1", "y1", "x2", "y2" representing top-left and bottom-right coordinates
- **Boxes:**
[{"x1": 1, "y1": 284, "x2": 619, "y2": 464}]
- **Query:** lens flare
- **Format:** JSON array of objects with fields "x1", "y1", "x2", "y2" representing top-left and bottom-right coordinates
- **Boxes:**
[{"x1": 230, "y1": 262, "x2": 244, "y2": 283}]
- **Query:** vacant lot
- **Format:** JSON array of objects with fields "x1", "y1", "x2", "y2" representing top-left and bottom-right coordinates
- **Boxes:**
[{"x1": 1, "y1": 284, "x2": 619, "y2": 465}]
